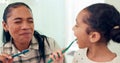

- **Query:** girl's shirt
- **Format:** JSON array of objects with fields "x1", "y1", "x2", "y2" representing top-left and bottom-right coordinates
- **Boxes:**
[{"x1": 73, "y1": 48, "x2": 120, "y2": 63}]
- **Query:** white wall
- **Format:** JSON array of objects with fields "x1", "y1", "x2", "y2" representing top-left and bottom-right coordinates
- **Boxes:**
[
  {"x1": 0, "y1": 2, "x2": 7, "y2": 46},
  {"x1": 105, "y1": 0, "x2": 120, "y2": 11}
]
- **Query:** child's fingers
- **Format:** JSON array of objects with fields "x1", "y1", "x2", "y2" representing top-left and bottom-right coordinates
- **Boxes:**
[
  {"x1": 57, "y1": 50, "x2": 64, "y2": 58},
  {"x1": 49, "y1": 50, "x2": 64, "y2": 61},
  {"x1": 51, "y1": 52, "x2": 59, "y2": 60},
  {"x1": 49, "y1": 53, "x2": 57, "y2": 62}
]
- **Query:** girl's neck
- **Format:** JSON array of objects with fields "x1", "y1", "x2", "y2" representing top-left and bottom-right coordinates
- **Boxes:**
[{"x1": 87, "y1": 44, "x2": 116, "y2": 62}]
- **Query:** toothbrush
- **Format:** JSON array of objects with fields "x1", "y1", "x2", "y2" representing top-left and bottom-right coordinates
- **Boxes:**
[
  {"x1": 0, "y1": 49, "x2": 29, "y2": 63},
  {"x1": 12, "y1": 49, "x2": 29, "y2": 58},
  {"x1": 48, "y1": 39, "x2": 77, "y2": 63}
]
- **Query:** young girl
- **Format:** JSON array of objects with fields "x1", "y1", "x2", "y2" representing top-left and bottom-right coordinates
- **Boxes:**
[{"x1": 49, "y1": 3, "x2": 120, "y2": 63}]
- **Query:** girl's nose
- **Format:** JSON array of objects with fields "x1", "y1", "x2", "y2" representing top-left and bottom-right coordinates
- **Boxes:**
[{"x1": 72, "y1": 26, "x2": 75, "y2": 31}]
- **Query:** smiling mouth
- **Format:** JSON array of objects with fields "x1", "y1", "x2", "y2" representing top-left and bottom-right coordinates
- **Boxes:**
[{"x1": 20, "y1": 33, "x2": 32, "y2": 36}]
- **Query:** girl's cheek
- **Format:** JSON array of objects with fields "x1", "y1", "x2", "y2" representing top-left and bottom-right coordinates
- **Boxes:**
[{"x1": 74, "y1": 33, "x2": 78, "y2": 37}]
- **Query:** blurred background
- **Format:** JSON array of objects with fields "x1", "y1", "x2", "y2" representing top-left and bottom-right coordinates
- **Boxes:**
[{"x1": 0, "y1": 0, "x2": 120, "y2": 63}]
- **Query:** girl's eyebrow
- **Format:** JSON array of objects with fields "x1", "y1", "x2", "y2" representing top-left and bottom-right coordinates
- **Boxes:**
[
  {"x1": 76, "y1": 19, "x2": 78, "y2": 24},
  {"x1": 75, "y1": 19, "x2": 77, "y2": 22},
  {"x1": 76, "y1": 19, "x2": 77, "y2": 21}
]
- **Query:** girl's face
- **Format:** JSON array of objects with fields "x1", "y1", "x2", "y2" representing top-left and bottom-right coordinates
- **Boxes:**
[
  {"x1": 73, "y1": 10, "x2": 91, "y2": 48},
  {"x1": 3, "y1": 6, "x2": 34, "y2": 44}
]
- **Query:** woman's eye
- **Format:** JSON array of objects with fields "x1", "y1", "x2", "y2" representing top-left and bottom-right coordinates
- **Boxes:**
[
  {"x1": 14, "y1": 20, "x2": 21, "y2": 23},
  {"x1": 28, "y1": 20, "x2": 33, "y2": 23},
  {"x1": 28, "y1": 18, "x2": 33, "y2": 23},
  {"x1": 14, "y1": 18, "x2": 22, "y2": 23}
]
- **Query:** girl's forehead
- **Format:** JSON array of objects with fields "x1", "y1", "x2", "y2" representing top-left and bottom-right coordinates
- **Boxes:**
[
  {"x1": 79, "y1": 9, "x2": 90, "y2": 17},
  {"x1": 77, "y1": 10, "x2": 90, "y2": 21}
]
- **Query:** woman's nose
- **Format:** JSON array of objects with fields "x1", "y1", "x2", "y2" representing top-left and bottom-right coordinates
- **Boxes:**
[{"x1": 21, "y1": 22, "x2": 31, "y2": 30}]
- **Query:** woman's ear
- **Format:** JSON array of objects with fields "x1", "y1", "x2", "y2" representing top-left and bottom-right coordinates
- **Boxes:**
[
  {"x1": 89, "y1": 32, "x2": 101, "y2": 43},
  {"x1": 2, "y1": 21, "x2": 8, "y2": 32}
]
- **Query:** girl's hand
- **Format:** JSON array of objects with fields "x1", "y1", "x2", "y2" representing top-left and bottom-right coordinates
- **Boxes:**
[
  {"x1": 49, "y1": 50, "x2": 64, "y2": 63},
  {"x1": 0, "y1": 53, "x2": 13, "y2": 63}
]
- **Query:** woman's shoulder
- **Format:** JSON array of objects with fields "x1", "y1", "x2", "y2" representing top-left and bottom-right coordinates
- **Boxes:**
[
  {"x1": 46, "y1": 37, "x2": 56, "y2": 43},
  {"x1": 45, "y1": 36, "x2": 60, "y2": 49},
  {"x1": 1, "y1": 41, "x2": 12, "y2": 53},
  {"x1": 44, "y1": 36, "x2": 60, "y2": 55},
  {"x1": 2, "y1": 41, "x2": 12, "y2": 47}
]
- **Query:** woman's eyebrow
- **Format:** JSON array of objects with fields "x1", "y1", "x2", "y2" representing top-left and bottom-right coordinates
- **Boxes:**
[
  {"x1": 27, "y1": 17, "x2": 33, "y2": 20},
  {"x1": 14, "y1": 17, "x2": 22, "y2": 20}
]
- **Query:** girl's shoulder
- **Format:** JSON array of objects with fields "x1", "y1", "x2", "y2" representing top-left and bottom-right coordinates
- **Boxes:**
[
  {"x1": 111, "y1": 54, "x2": 120, "y2": 63},
  {"x1": 73, "y1": 48, "x2": 89, "y2": 63},
  {"x1": 74, "y1": 48, "x2": 87, "y2": 56}
]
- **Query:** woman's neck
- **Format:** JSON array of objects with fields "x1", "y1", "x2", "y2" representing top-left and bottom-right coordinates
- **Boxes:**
[{"x1": 13, "y1": 40, "x2": 31, "y2": 52}]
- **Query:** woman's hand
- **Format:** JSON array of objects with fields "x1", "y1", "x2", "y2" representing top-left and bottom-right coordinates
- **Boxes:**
[
  {"x1": 49, "y1": 50, "x2": 64, "y2": 63},
  {"x1": 0, "y1": 53, "x2": 13, "y2": 63}
]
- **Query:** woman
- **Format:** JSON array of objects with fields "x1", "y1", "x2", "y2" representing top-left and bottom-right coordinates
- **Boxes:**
[{"x1": 0, "y1": 2, "x2": 60, "y2": 63}]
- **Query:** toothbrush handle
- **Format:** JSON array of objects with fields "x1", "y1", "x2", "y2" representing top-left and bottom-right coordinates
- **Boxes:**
[{"x1": 12, "y1": 49, "x2": 29, "y2": 58}]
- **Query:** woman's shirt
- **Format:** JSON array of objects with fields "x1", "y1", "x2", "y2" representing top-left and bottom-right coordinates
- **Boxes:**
[
  {"x1": 72, "y1": 48, "x2": 120, "y2": 63},
  {"x1": 1, "y1": 36, "x2": 60, "y2": 63}
]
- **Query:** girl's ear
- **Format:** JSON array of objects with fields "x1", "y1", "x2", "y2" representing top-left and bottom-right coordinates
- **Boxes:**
[
  {"x1": 89, "y1": 32, "x2": 101, "y2": 43},
  {"x1": 2, "y1": 21, "x2": 8, "y2": 32}
]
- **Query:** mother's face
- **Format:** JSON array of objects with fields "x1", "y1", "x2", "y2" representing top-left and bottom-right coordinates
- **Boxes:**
[{"x1": 3, "y1": 6, "x2": 34, "y2": 44}]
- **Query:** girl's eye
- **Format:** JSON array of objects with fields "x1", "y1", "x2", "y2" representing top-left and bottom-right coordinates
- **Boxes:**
[{"x1": 75, "y1": 24, "x2": 78, "y2": 27}]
